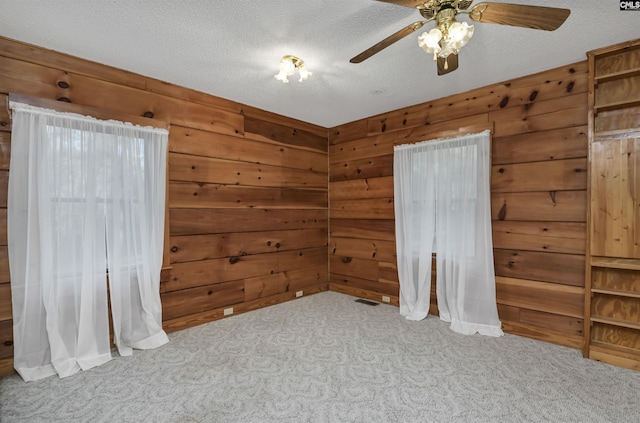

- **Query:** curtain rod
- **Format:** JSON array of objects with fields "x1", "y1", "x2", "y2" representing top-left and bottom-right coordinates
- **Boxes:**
[
  {"x1": 394, "y1": 128, "x2": 492, "y2": 151},
  {"x1": 7, "y1": 93, "x2": 170, "y2": 131}
]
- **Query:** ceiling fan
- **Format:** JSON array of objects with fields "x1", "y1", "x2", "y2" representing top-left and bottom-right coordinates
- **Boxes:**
[{"x1": 350, "y1": 0, "x2": 570, "y2": 75}]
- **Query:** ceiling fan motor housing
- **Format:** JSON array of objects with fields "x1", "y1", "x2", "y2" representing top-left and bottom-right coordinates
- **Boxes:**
[
  {"x1": 420, "y1": 0, "x2": 462, "y2": 28},
  {"x1": 436, "y1": 7, "x2": 457, "y2": 30}
]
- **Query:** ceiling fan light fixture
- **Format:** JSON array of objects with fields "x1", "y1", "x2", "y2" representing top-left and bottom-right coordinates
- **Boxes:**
[
  {"x1": 418, "y1": 28, "x2": 443, "y2": 60},
  {"x1": 448, "y1": 21, "x2": 474, "y2": 47},
  {"x1": 419, "y1": 19, "x2": 474, "y2": 61},
  {"x1": 275, "y1": 55, "x2": 312, "y2": 83},
  {"x1": 440, "y1": 21, "x2": 474, "y2": 57}
]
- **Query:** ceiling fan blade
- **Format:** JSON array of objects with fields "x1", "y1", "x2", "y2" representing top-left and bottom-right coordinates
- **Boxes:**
[
  {"x1": 350, "y1": 21, "x2": 426, "y2": 63},
  {"x1": 373, "y1": 0, "x2": 429, "y2": 8},
  {"x1": 468, "y1": 2, "x2": 570, "y2": 31},
  {"x1": 437, "y1": 54, "x2": 458, "y2": 75}
]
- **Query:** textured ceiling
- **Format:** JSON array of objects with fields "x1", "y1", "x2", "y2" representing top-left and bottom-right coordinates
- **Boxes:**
[{"x1": 0, "y1": 0, "x2": 638, "y2": 128}]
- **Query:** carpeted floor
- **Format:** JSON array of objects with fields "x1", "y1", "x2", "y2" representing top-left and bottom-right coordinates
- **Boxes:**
[{"x1": 1, "y1": 291, "x2": 639, "y2": 422}]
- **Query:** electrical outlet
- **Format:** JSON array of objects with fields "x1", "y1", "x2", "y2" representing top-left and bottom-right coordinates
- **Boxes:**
[
  {"x1": 224, "y1": 307, "x2": 233, "y2": 316},
  {"x1": 382, "y1": 295, "x2": 390, "y2": 303},
  {"x1": 296, "y1": 290, "x2": 303, "y2": 298}
]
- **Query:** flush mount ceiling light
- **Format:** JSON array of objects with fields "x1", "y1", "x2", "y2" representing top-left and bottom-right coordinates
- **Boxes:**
[{"x1": 275, "y1": 55, "x2": 312, "y2": 83}]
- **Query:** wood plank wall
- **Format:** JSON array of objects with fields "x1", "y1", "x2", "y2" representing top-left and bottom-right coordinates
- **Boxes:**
[
  {"x1": 0, "y1": 37, "x2": 329, "y2": 376},
  {"x1": 328, "y1": 62, "x2": 588, "y2": 349}
]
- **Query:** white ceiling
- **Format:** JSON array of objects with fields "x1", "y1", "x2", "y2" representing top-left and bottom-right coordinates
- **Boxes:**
[{"x1": 0, "y1": 0, "x2": 638, "y2": 128}]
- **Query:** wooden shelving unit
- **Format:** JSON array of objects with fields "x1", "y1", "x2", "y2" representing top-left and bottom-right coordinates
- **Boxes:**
[{"x1": 585, "y1": 39, "x2": 640, "y2": 371}]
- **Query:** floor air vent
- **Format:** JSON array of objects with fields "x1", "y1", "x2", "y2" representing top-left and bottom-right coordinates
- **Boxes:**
[{"x1": 355, "y1": 298, "x2": 379, "y2": 306}]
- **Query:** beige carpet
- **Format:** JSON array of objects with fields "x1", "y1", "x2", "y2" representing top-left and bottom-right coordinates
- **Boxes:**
[{"x1": 1, "y1": 291, "x2": 639, "y2": 422}]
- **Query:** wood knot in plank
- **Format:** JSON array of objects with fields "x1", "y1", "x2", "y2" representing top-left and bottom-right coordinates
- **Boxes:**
[
  {"x1": 566, "y1": 81, "x2": 575, "y2": 93},
  {"x1": 498, "y1": 203, "x2": 507, "y2": 221},
  {"x1": 171, "y1": 246, "x2": 178, "y2": 253},
  {"x1": 341, "y1": 257, "x2": 352, "y2": 264},
  {"x1": 57, "y1": 81, "x2": 70, "y2": 89},
  {"x1": 229, "y1": 256, "x2": 241, "y2": 264},
  {"x1": 143, "y1": 111, "x2": 154, "y2": 118},
  {"x1": 499, "y1": 96, "x2": 509, "y2": 108},
  {"x1": 57, "y1": 97, "x2": 71, "y2": 103}
]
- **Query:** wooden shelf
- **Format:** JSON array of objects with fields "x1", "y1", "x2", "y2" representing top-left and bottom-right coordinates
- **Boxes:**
[
  {"x1": 591, "y1": 316, "x2": 640, "y2": 331},
  {"x1": 591, "y1": 256, "x2": 640, "y2": 271},
  {"x1": 590, "y1": 340, "x2": 640, "y2": 358},
  {"x1": 591, "y1": 288, "x2": 640, "y2": 299},
  {"x1": 594, "y1": 98, "x2": 640, "y2": 114},
  {"x1": 589, "y1": 342, "x2": 640, "y2": 371},
  {"x1": 594, "y1": 128, "x2": 640, "y2": 141},
  {"x1": 595, "y1": 67, "x2": 640, "y2": 84}
]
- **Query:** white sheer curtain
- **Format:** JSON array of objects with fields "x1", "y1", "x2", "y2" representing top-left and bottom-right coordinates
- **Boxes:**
[
  {"x1": 394, "y1": 143, "x2": 436, "y2": 321},
  {"x1": 8, "y1": 102, "x2": 169, "y2": 381},
  {"x1": 394, "y1": 130, "x2": 503, "y2": 336}
]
